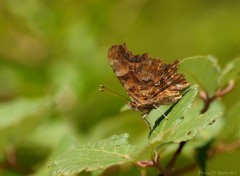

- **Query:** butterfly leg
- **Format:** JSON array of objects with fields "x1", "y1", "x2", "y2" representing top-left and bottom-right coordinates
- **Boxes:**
[
  {"x1": 153, "y1": 104, "x2": 168, "y2": 120},
  {"x1": 141, "y1": 112, "x2": 151, "y2": 130}
]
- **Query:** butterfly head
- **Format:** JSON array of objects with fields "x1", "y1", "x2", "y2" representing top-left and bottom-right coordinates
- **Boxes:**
[{"x1": 128, "y1": 101, "x2": 152, "y2": 113}]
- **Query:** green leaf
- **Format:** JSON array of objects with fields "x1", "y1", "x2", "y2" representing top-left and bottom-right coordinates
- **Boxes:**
[
  {"x1": 48, "y1": 133, "x2": 136, "y2": 176},
  {"x1": 0, "y1": 98, "x2": 54, "y2": 152},
  {"x1": 219, "y1": 57, "x2": 240, "y2": 87},
  {"x1": 195, "y1": 139, "x2": 214, "y2": 174},
  {"x1": 149, "y1": 85, "x2": 221, "y2": 145},
  {"x1": 222, "y1": 101, "x2": 240, "y2": 139},
  {"x1": 173, "y1": 100, "x2": 223, "y2": 158},
  {"x1": 149, "y1": 85, "x2": 198, "y2": 143},
  {"x1": 179, "y1": 56, "x2": 221, "y2": 96},
  {"x1": 33, "y1": 135, "x2": 79, "y2": 176},
  {"x1": 194, "y1": 101, "x2": 224, "y2": 141},
  {"x1": 166, "y1": 104, "x2": 220, "y2": 143},
  {"x1": 120, "y1": 104, "x2": 131, "y2": 112},
  {"x1": 0, "y1": 98, "x2": 53, "y2": 129}
]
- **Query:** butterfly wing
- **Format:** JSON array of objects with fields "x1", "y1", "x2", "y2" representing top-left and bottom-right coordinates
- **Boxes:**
[{"x1": 108, "y1": 44, "x2": 189, "y2": 111}]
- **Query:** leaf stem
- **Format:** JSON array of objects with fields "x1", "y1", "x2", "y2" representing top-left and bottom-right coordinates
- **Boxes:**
[
  {"x1": 200, "y1": 80, "x2": 235, "y2": 114},
  {"x1": 208, "y1": 140, "x2": 240, "y2": 157},
  {"x1": 136, "y1": 151, "x2": 164, "y2": 171},
  {"x1": 165, "y1": 142, "x2": 186, "y2": 170},
  {"x1": 156, "y1": 142, "x2": 186, "y2": 176}
]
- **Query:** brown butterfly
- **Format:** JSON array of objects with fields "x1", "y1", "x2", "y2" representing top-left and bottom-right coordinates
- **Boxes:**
[{"x1": 104, "y1": 43, "x2": 189, "y2": 126}]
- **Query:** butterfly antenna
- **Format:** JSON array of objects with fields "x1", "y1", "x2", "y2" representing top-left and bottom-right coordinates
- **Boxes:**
[
  {"x1": 99, "y1": 85, "x2": 131, "y2": 102},
  {"x1": 153, "y1": 105, "x2": 168, "y2": 120}
]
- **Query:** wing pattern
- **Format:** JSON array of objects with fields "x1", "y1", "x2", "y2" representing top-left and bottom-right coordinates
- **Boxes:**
[{"x1": 108, "y1": 43, "x2": 189, "y2": 112}]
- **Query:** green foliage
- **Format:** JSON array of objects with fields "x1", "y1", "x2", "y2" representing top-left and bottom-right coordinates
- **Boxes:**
[
  {"x1": 48, "y1": 134, "x2": 136, "y2": 176},
  {"x1": 195, "y1": 139, "x2": 214, "y2": 173},
  {"x1": 0, "y1": 98, "x2": 54, "y2": 153},
  {"x1": 179, "y1": 56, "x2": 221, "y2": 96},
  {"x1": 222, "y1": 101, "x2": 240, "y2": 139},
  {"x1": 45, "y1": 55, "x2": 240, "y2": 175},
  {"x1": 187, "y1": 100, "x2": 224, "y2": 142},
  {"x1": 1, "y1": 1, "x2": 240, "y2": 176},
  {"x1": 219, "y1": 57, "x2": 240, "y2": 87},
  {"x1": 34, "y1": 136, "x2": 79, "y2": 176},
  {"x1": 149, "y1": 85, "x2": 199, "y2": 143}
]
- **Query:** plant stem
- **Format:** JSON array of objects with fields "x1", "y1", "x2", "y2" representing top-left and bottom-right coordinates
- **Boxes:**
[
  {"x1": 166, "y1": 142, "x2": 186, "y2": 170},
  {"x1": 200, "y1": 80, "x2": 235, "y2": 114},
  {"x1": 208, "y1": 140, "x2": 240, "y2": 157},
  {"x1": 157, "y1": 142, "x2": 186, "y2": 176},
  {"x1": 172, "y1": 140, "x2": 240, "y2": 175}
]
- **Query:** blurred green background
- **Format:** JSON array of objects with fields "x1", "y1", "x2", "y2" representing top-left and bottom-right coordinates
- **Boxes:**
[{"x1": 0, "y1": 0, "x2": 240, "y2": 175}]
